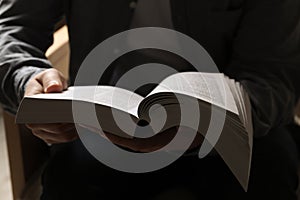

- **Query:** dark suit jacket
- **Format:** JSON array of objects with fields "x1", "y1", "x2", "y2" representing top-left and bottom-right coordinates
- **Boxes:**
[{"x1": 0, "y1": 0, "x2": 300, "y2": 137}]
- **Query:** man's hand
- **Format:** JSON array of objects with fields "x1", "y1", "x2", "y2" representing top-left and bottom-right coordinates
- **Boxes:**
[
  {"x1": 80, "y1": 124, "x2": 203, "y2": 153},
  {"x1": 25, "y1": 68, "x2": 68, "y2": 96},
  {"x1": 25, "y1": 68, "x2": 78, "y2": 144}
]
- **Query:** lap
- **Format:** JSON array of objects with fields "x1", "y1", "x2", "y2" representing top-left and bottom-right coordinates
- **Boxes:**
[{"x1": 41, "y1": 126, "x2": 299, "y2": 200}]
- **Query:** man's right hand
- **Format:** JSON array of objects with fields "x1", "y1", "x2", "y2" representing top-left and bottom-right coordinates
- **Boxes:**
[{"x1": 25, "y1": 68, "x2": 78, "y2": 144}]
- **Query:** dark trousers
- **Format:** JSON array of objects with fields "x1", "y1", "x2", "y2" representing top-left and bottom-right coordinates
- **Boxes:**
[{"x1": 41, "y1": 126, "x2": 299, "y2": 200}]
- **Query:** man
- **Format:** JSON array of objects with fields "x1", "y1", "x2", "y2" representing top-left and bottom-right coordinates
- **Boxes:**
[{"x1": 0, "y1": 0, "x2": 300, "y2": 199}]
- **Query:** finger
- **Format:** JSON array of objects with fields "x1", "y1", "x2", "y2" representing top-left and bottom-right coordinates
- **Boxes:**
[
  {"x1": 104, "y1": 133, "x2": 143, "y2": 151},
  {"x1": 44, "y1": 139, "x2": 61, "y2": 145},
  {"x1": 36, "y1": 69, "x2": 68, "y2": 93},
  {"x1": 26, "y1": 123, "x2": 75, "y2": 134},
  {"x1": 26, "y1": 123, "x2": 56, "y2": 130},
  {"x1": 78, "y1": 124, "x2": 109, "y2": 139},
  {"x1": 32, "y1": 129, "x2": 78, "y2": 143},
  {"x1": 39, "y1": 123, "x2": 76, "y2": 134}
]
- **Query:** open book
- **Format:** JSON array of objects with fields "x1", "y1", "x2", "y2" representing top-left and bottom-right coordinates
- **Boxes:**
[{"x1": 16, "y1": 72, "x2": 253, "y2": 191}]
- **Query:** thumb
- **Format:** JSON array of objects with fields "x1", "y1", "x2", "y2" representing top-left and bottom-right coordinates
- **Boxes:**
[
  {"x1": 45, "y1": 80, "x2": 63, "y2": 93},
  {"x1": 39, "y1": 69, "x2": 68, "y2": 93}
]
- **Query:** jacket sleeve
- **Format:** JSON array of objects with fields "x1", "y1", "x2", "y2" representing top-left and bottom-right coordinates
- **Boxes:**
[
  {"x1": 226, "y1": 0, "x2": 300, "y2": 137},
  {"x1": 0, "y1": 0, "x2": 64, "y2": 113}
]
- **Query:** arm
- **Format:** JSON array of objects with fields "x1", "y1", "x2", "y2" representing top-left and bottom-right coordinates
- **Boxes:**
[
  {"x1": 0, "y1": 0, "x2": 64, "y2": 113},
  {"x1": 0, "y1": 0, "x2": 78, "y2": 144},
  {"x1": 225, "y1": 0, "x2": 300, "y2": 137}
]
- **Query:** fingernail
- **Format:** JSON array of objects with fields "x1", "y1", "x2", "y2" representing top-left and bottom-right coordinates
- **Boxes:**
[
  {"x1": 48, "y1": 81, "x2": 60, "y2": 86},
  {"x1": 45, "y1": 81, "x2": 61, "y2": 93}
]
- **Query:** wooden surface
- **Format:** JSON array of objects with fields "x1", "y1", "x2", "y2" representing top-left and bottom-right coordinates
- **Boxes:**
[
  {"x1": 0, "y1": 108, "x2": 13, "y2": 200},
  {"x1": 3, "y1": 111, "x2": 26, "y2": 200},
  {"x1": 3, "y1": 111, "x2": 49, "y2": 200},
  {"x1": 46, "y1": 25, "x2": 70, "y2": 78}
]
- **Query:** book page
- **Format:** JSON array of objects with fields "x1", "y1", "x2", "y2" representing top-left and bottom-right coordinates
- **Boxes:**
[
  {"x1": 26, "y1": 86, "x2": 144, "y2": 117},
  {"x1": 148, "y1": 72, "x2": 238, "y2": 114}
]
